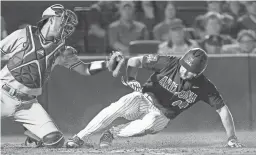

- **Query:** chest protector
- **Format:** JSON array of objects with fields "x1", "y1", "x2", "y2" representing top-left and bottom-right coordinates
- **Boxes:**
[{"x1": 7, "y1": 26, "x2": 65, "y2": 88}]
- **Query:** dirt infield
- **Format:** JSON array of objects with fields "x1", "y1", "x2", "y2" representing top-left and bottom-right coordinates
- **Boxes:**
[{"x1": 1, "y1": 131, "x2": 256, "y2": 155}]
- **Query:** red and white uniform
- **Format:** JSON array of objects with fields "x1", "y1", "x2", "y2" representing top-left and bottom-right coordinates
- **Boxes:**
[
  {"x1": 75, "y1": 54, "x2": 225, "y2": 139},
  {"x1": 0, "y1": 25, "x2": 82, "y2": 139}
]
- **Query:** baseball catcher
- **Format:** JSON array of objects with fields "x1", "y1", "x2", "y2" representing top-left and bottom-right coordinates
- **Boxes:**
[
  {"x1": 66, "y1": 48, "x2": 244, "y2": 148},
  {"x1": 0, "y1": 4, "x2": 124, "y2": 148}
]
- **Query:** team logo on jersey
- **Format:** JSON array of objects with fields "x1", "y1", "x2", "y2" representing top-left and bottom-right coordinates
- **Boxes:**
[
  {"x1": 192, "y1": 86, "x2": 199, "y2": 89},
  {"x1": 145, "y1": 54, "x2": 158, "y2": 63},
  {"x1": 171, "y1": 90, "x2": 198, "y2": 109},
  {"x1": 177, "y1": 90, "x2": 198, "y2": 103},
  {"x1": 23, "y1": 42, "x2": 28, "y2": 48},
  {"x1": 185, "y1": 57, "x2": 194, "y2": 66},
  {"x1": 159, "y1": 76, "x2": 178, "y2": 93},
  {"x1": 159, "y1": 76, "x2": 198, "y2": 109},
  {"x1": 37, "y1": 49, "x2": 45, "y2": 56}
]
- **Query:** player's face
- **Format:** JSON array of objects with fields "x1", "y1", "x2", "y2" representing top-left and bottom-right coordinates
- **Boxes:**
[
  {"x1": 50, "y1": 16, "x2": 64, "y2": 38},
  {"x1": 170, "y1": 28, "x2": 185, "y2": 44},
  {"x1": 120, "y1": 5, "x2": 134, "y2": 21},
  {"x1": 205, "y1": 18, "x2": 221, "y2": 35},
  {"x1": 208, "y1": 2, "x2": 222, "y2": 13},
  {"x1": 165, "y1": 3, "x2": 176, "y2": 19},
  {"x1": 179, "y1": 65, "x2": 197, "y2": 80},
  {"x1": 239, "y1": 35, "x2": 256, "y2": 53},
  {"x1": 229, "y1": 1, "x2": 241, "y2": 14},
  {"x1": 246, "y1": 1, "x2": 256, "y2": 16}
]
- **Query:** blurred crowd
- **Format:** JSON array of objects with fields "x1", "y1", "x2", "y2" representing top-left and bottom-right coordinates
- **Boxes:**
[
  {"x1": 83, "y1": 0, "x2": 256, "y2": 55},
  {"x1": 1, "y1": 1, "x2": 256, "y2": 56}
]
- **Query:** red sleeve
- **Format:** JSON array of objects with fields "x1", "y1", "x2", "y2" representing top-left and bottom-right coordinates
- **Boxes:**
[
  {"x1": 0, "y1": 28, "x2": 26, "y2": 56},
  {"x1": 201, "y1": 79, "x2": 226, "y2": 110},
  {"x1": 142, "y1": 54, "x2": 176, "y2": 72}
]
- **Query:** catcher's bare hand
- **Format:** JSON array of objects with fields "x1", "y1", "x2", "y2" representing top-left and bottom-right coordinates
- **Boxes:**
[{"x1": 225, "y1": 138, "x2": 245, "y2": 148}]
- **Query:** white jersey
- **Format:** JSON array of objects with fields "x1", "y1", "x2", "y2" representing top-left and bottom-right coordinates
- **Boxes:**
[{"x1": 0, "y1": 25, "x2": 83, "y2": 96}]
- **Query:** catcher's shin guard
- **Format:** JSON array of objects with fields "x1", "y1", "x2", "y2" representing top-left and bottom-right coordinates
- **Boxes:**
[{"x1": 42, "y1": 131, "x2": 65, "y2": 148}]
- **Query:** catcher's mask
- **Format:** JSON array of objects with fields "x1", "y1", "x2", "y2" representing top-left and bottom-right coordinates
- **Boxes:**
[{"x1": 37, "y1": 4, "x2": 78, "y2": 40}]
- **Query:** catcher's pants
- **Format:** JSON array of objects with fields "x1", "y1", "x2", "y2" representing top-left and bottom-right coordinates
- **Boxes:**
[
  {"x1": 77, "y1": 92, "x2": 170, "y2": 139},
  {"x1": 1, "y1": 82, "x2": 59, "y2": 139}
]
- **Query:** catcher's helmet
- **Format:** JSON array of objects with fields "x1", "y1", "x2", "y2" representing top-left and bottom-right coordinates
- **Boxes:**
[
  {"x1": 179, "y1": 48, "x2": 208, "y2": 75},
  {"x1": 38, "y1": 4, "x2": 78, "y2": 40}
]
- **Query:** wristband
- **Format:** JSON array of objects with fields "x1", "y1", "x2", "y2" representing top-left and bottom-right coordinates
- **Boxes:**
[{"x1": 88, "y1": 60, "x2": 107, "y2": 75}]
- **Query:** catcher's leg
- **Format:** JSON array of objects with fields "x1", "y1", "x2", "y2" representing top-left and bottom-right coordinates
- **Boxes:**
[
  {"x1": 66, "y1": 92, "x2": 148, "y2": 148},
  {"x1": 1, "y1": 88, "x2": 18, "y2": 117},
  {"x1": 1, "y1": 87, "x2": 43, "y2": 147},
  {"x1": 1, "y1": 86, "x2": 42, "y2": 146},
  {"x1": 14, "y1": 101, "x2": 64, "y2": 148}
]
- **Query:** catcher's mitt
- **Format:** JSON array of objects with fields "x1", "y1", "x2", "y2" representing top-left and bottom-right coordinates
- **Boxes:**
[{"x1": 107, "y1": 51, "x2": 125, "y2": 77}]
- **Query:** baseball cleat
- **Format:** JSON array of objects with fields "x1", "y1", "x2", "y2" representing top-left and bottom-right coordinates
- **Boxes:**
[
  {"x1": 24, "y1": 137, "x2": 44, "y2": 148},
  {"x1": 99, "y1": 130, "x2": 114, "y2": 148},
  {"x1": 66, "y1": 135, "x2": 84, "y2": 148}
]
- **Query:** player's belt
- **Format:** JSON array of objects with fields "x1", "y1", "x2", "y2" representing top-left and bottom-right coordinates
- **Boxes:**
[
  {"x1": 2, "y1": 84, "x2": 36, "y2": 101},
  {"x1": 144, "y1": 92, "x2": 159, "y2": 105}
]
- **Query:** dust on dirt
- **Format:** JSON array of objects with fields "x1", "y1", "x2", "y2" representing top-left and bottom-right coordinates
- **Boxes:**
[{"x1": 1, "y1": 131, "x2": 256, "y2": 155}]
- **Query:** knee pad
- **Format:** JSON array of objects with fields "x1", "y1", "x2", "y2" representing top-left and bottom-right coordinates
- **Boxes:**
[{"x1": 42, "y1": 131, "x2": 65, "y2": 148}]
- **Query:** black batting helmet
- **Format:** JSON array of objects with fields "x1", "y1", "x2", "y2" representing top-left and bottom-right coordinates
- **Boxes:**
[{"x1": 179, "y1": 48, "x2": 208, "y2": 75}]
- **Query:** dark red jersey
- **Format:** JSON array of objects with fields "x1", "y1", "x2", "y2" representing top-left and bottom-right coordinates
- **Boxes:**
[{"x1": 141, "y1": 54, "x2": 225, "y2": 119}]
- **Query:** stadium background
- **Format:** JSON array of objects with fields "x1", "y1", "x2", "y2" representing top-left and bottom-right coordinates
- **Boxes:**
[{"x1": 1, "y1": 1, "x2": 256, "y2": 135}]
